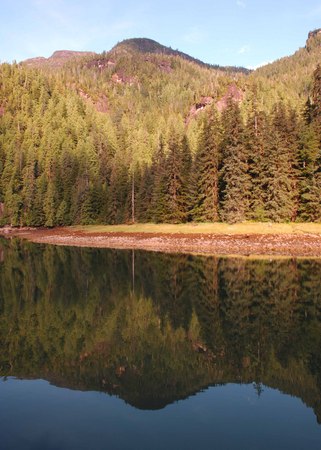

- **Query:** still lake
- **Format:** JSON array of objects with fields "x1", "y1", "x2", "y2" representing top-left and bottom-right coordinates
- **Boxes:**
[{"x1": 0, "y1": 238, "x2": 321, "y2": 449}]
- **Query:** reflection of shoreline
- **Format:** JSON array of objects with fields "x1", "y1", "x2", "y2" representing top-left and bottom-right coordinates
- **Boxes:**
[
  {"x1": 1, "y1": 242, "x2": 321, "y2": 422},
  {"x1": 2, "y1": 227, "x2": 321, "y2": 257}
]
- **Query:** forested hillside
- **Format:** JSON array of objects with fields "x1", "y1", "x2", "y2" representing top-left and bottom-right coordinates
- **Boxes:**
[
  {"x1": 0, "y1": 32, "x2": 321, "y2": 226},
  {"x1": 251, "y1": 29, "x2": 321, "y2": 109}
]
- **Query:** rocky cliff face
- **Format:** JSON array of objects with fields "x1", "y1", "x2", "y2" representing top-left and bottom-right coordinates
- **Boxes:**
[
  {"x1": 307, "y1": 29, "x2": 321, "y2": 40},
  {"x1": 306, "y1": 29, "x2": 321, "y2": 52}
]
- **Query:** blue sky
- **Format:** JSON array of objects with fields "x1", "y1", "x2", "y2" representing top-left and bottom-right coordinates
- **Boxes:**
[{"x1": 1, "y1": 0, "x2": 321, "y2": 68}]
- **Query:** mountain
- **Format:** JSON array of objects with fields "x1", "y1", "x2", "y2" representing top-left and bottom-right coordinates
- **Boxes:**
[
  {"x1": 110, "y1": 37, "x2": 250, "y2": 74},
  {"x1": 23, "y1": 50, "x2": 97, "y2": 68},
  {"x1": 0, "y1": 31, "x2": 321, "y2": 226},
  {"x1": 22, "y1": 37, "x2": 249, "y2": 74}
]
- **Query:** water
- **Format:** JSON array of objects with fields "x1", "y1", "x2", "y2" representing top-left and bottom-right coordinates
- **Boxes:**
[{"x1": 0, "y1": 239, "x2": 321, "y2": 449}]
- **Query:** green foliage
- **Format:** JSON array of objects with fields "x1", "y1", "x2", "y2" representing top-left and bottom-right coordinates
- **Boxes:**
[
  {"x1": 0, "y1": 38, "x2": 321, "y2": 225},
  {"x1": 246, "y1": 108, "x2": 270, "y2": 221},
  {"x1": 192, "y1": 110, "x2": 220, "y2": 221},
  {"x1": 219, "y1": 101, "x2": 251, "y2": 223},
  {"x1": 298, "y1": 126, "x2": 321, "y2": 221},
  {"x1": 264, "y1": 104, "x2": 300, "y2": 222},
  {"x1": 312, "y1": 64, "x2": 321, "y2": 137}
]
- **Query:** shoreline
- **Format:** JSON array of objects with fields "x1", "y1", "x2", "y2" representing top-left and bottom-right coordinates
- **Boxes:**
[{"x1": 2, "y1": 226, "x2": 321, "y2": 257}]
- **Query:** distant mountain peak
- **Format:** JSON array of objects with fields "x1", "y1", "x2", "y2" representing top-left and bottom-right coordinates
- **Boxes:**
[
  {"x1": 23, "y1": 50, "x2": 96, "y2": 68},
  {"x1": 111, "y1": 37, "x2": 250, "y2": 74},
  {"x1": 110, "y1": 37, "x2": 207, "y2": 64},
  {"x1": 111, "y1": 38, "x2": 171, "y2": 54}
]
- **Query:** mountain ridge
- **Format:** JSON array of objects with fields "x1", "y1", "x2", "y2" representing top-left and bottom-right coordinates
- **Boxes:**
[
  {"x1": 109, "y1": 37, "x2": 250, "y2": 74},
  {"x1": 21, "y1": 37, "x2": 250, "y2": 74},
  {"x1": 17, "y1": 29, "x2": 321, "y2": 77}
]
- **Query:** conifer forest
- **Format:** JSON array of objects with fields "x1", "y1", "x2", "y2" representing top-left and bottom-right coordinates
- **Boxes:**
[{"x1": 1, "y1": 33, "x2": 321, "y2": 227}]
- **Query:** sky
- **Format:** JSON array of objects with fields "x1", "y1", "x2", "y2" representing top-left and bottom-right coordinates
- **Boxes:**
[{"x1": 1, "y1": 0, "x2": 321, "y2": 68}]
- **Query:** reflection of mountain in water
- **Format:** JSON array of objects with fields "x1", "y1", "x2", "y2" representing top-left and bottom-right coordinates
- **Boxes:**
[{"x1": 0, "y1": 239, "x2": 321, "y2": 420}]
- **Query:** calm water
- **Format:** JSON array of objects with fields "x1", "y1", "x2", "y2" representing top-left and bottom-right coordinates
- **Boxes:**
[{"x1": 0, "y1": 239, "x2": 321, "y2": 449}]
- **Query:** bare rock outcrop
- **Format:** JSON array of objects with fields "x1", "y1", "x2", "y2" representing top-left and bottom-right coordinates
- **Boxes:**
[{"x1": 216, "y1": 84, "x2": 244, "y2": 112}]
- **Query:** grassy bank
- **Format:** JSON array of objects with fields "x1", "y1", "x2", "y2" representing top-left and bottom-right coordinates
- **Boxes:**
[{"x1": 72, "y1": 222, "x2": 321, "y2": 235}]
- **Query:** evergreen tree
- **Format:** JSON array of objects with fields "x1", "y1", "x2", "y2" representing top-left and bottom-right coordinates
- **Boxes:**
[
  {"x1": 136, "y1": 164, "x2": 153, "y2": 222},
  {"x1": 164, "y1": 131, "x2": 186, "y2": 223},
  {"x1": 245, "y1": 106, "x2": 270, "y2": 221},
  {"x1": 192, "y1": 110, "x2": 220, "y2": 222},
  {"x1": 150, "y1": 136, "x2": 168, "y2": 222},
  {"x1": 43, "y1": 180, "x2": 57, "y2": 227},
  {"x1": 179, "y1": 135, "x2": 193, "y2": 221},
  {"x1": 312, "y1": 64, "x2": 321, "y2": 139},
  {"x1": 298, "y1": 66, "x2": 321, "y2": 221},
  {"x1": 219, "y1": 101, "x2": 250, "y2": 223},
  {"x1": 107, "y1": 163, "x2": 129, "y2": 224},
  {"x1": 298, "y1": 125, "x2": 321, "y2": 221},
  {"x1": 265, "y1": 103, "x2": 299, "y2": 222}
]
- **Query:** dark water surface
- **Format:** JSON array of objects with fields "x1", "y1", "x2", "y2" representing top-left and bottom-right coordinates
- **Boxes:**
[{"x1": 0, "y1": 239, "x2": 321, "y2": 449}]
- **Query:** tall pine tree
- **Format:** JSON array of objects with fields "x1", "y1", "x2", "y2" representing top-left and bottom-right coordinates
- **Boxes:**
[
  {"x1": 265, "y1": 103, "x2": 299, "y2": 222},
  {"x1": 192, "y1": 109, "x2": 220, "y2": 222},
  {"x1": 219, "y1": 100, "x2": 250, "y2": 223}
]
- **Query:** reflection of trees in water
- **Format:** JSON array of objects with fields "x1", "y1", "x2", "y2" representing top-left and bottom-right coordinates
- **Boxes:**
[{"x1": 0, "y1": 239, "x2": 321, "y2": 419}]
